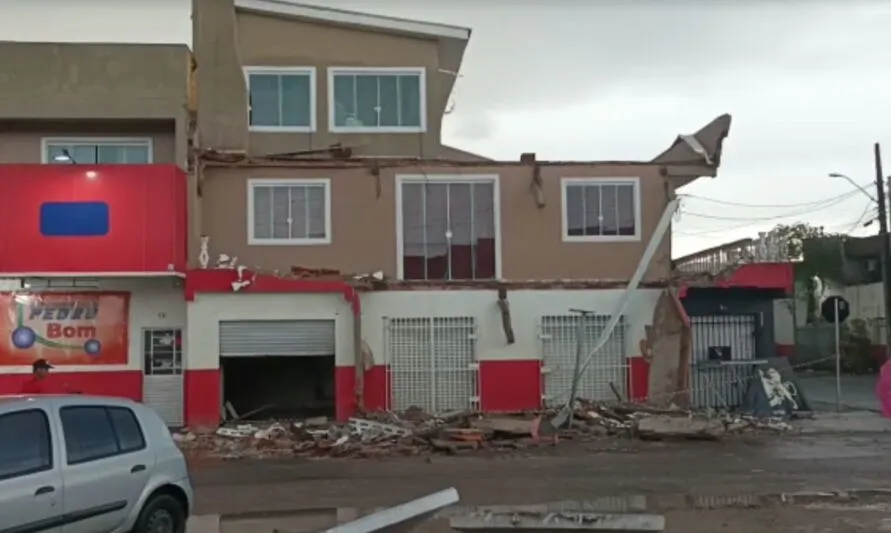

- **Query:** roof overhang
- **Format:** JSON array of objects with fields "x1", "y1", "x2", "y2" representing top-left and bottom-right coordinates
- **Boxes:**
[{"x1": 234, "y1": 0, "x2": 471, "y2": 41}]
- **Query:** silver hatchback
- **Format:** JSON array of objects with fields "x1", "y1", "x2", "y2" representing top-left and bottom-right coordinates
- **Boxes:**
[{"x1": 0, "y1": 394, "x2": 193, "y2": 533}]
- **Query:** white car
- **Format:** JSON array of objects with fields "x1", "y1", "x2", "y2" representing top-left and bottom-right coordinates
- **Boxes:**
[{"x1": 0, "y1": 394, "x2": 193, "y2": 533}]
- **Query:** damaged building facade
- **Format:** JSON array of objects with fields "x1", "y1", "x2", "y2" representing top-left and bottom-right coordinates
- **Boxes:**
[{"x1": 0, "y1": 0, "x2": 731, "y2": 427}]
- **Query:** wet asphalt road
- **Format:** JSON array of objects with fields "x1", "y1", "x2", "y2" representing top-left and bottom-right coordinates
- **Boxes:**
[{"x1": 188, "y1": 433, "x2": 891, "y2": 516}]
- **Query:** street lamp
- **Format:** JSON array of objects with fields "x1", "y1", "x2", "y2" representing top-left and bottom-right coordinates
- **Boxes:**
[{"x1": 828, "y1": 172, "x2": 878, "y2": 203}]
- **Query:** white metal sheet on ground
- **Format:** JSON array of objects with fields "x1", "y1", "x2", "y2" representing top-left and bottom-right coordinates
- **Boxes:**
[
  {"x1": 143, "y1": 375, "x2": 184, "y2": 427},
  {"x1": 386, "y1": 317, "x2": 478, "y2": 413},
  {"x1": 323, "y1": 488, "x2": 459, "y2": 533},
  {"x1": 219, "y1": 319, "x2": 336, "y2": 357},
  {"x1": 540, "y1": 314, "x2": 628, "y2": 407}
]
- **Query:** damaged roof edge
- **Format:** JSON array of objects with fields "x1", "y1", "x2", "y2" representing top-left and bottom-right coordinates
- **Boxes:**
[
  {"x1": 234, "y1": 0, "x2": 472, "y2": 41},
  {"x1": 650, "y1": 113, "x2": 733, "y2": 172}
]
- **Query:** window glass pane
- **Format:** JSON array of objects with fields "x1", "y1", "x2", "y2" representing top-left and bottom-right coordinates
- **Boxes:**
[
  {"x1": 61, "y1": 406, "x2": 119, "y2": 464},
  {"x1": 97, "y1": 145, "x2": 125, "y2": 164},
  {"x1": 0, "y1": 410, "x2": 51, "y2": 480},
  {"x1": 565, "y1": 185, "x2": 585, "y2": 236},
  {"x1": 424, "y1": 183, "x2": 449, "y2": 280},
  {"x1": 600, "y1": 184, "x2": 619, "y2": 236},
  {"x1": 617, "y1": 184, "x2": 636, "y2": 235},
  {"x1": 471, "y1": 183, "x2": 496, "y2": 279},
  {"x1": 333, "y1": 75, "x2": 356, "y2": 127},
  {"x1": 306, "y1": 185, "x2": 327, "y2": 239},
  {"x1": 398, "y1": 75, "x2": 421, "y2": 127},
  {"x1": 447, "y1": 183, "x2": 473, "y2": 279},
  {"x1": 72, "y1": 145, "x2": 98, "y2": 164},
  {"x1": 271, "y1": 186, "x2": 290, "y2": 239},
  {"x1": 253, "y1": 186, "x2": 272, "y2": 239},
  {"x1": 355, "y1": 75, "x2": 379, "y2": 127},
  {"x1": 378, "y1": 76, "x2": 399, "y2": 127},
  {"x1": 47, "y1": 145, "x2": 71, "y2": 164},
  {"x1": 108, "y1": 407, "x2": 145, "y2": 453},
  {"x1": 289, "y1": 185, "x2": 308, "y2": 239},
  {"x1": 122, "y1": 145, "x2": 150, "y2": 164},
  {"x1": 401, "y1": 183, "x2": 426, "y2": 280},
  {"x1": 249, "y1": 74, "x2": 281, "y2": 127},
  {"x1": 281, "y1": 74, "x2": 311, "y2": 127},
  {"x1": 583, "y1": 185, "x2": 602, "y2": 236}
]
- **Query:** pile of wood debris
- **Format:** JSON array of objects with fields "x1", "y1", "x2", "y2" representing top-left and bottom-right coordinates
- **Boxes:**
[{"x1": 174, "y1": 402, "x2": 793, "y2": 461}]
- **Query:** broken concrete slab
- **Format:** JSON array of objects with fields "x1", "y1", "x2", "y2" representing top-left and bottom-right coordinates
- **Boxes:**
[
  {"x1": 450, "y1": 511, "x2": 665, "y2": 533},
  {"x1": 636, "y1": 415, "x2": 723, "y2": 440},
  {"x1": 470, "y1": 417, "x2": 534, "y2": 436}
]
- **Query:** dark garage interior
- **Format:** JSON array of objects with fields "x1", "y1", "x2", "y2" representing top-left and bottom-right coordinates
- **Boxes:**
[{"x1": 221, "y1": 355, "x2": 336, "y2": 420}]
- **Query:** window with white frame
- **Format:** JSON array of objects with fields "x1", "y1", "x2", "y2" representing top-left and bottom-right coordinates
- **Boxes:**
[
  {"x1": 399, "y1": 177, "x2": 497, "y2": 280},
  {"x1": 249, "y1": 179, "x2": 330, "y2": 245},
  {"x1": 562, "y1": 178, "x2": 639, "y2": 241},
  {"x1": 245, "y1": 67, "x2": 315, "y2": 131},
  {"x1": 329, "y1": 68, "x2": 424, "y2": 132},
  {"x1": 44, "y1": 139, "x2": 151, "y2": 164}
]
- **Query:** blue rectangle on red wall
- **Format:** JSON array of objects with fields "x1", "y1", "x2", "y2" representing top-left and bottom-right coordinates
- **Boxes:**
[{"x1": 40, "y1": 201, "x2": 110, "y2": 237}]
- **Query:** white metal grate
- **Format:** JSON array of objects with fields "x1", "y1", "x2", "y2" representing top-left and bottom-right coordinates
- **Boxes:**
[
  {"x1": 385, "y1": 316, "x2": 478, "y2": 413},
  {"x1": 540, "y1": 314, "x2": 628, "y2": 407}
]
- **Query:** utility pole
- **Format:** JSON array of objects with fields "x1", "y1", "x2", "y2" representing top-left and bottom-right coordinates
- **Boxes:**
[{"x1": 874, "y1": 143, "x2": 891, "y2": 359}]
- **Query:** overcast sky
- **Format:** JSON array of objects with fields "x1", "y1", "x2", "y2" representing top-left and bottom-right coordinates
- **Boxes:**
[{"x1": 3, "y1": 0, "x2": 889, "y2": 257}]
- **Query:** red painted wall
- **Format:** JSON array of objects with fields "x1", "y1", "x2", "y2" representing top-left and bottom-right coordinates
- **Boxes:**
[
  {"x1": 0, "y1": 370, "x2": 142, "y2": 399},
  {"x1": 0, "y1": 164, "x2": 187, "y2": 274},
  {"x1": 479, "y1": 360, "x2": 541, "y2": 411}
]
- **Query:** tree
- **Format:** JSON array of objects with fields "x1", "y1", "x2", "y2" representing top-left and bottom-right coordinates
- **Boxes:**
[{"x1": 770, "y1": 222, "x2": 839, "y2": 261}]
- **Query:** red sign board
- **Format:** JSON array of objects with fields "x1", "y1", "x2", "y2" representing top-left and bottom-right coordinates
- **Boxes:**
[{"x1": 0, "y1": 292, "x2": 129, "y2": 366}]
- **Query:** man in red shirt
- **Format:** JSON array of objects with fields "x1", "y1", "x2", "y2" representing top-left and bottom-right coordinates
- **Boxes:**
[{"x1": 20, "y1": 359, "x2": 55, "y2": 394}]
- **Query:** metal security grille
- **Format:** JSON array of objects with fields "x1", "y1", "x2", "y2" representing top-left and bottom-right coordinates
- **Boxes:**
[
  {"x1": 142, "y1": 328, "x2": 184, "y2": 427},
  {"x1": 540, "y1": 314, "x2": 628, "y2": 407},
  {"x1": 689, "y1": 315, "x2": 757, "y2": 409},
  {"x1": 219, "y1": 320, "x2": 336, "y2": 357},
  {"x1": 385, "y1": 316, "x2": 478, "y2": 413}
]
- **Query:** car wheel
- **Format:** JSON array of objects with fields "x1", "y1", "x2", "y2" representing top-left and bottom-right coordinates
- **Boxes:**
[{"x1": 132, "y1": 494, "x2": 186, "y2": 533}]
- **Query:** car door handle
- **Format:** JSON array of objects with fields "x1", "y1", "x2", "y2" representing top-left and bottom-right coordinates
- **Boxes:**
[
  {"x1": 130, "y1": 464, "x2": 146, "y2": 473},
  {"x1": 34, "y1": 486, "x2": 55, "y2": 496}
]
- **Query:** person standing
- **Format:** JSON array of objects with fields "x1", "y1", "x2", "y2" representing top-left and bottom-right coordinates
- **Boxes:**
[{"x1": 19, "y1": 359, "x2": 55, "y2": 394}]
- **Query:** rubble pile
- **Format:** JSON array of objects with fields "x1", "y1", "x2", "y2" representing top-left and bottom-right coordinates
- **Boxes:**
[{"x1": 174, "y1": 402, "x2": 794, "y2": 461}]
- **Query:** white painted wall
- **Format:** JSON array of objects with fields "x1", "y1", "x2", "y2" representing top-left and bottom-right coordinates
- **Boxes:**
[
  {"x1": 0, "y1": 277, "x2": 185, "y2": 373},
  {"x1": 186, "y1": 289, "x2": 663, "y2": 369},
  {"x1": 773, "y1": 281, "x2": 885, "y2": 345}
]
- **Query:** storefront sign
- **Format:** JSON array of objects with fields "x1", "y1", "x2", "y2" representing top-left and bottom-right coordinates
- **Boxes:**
[{"x1": 0, "y1": 292, "x2": 129, "y2": 366}]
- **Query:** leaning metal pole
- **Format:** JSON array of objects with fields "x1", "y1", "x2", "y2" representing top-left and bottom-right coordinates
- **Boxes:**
[{"x1": 550, "y1": 197, "x2": 681, "y2": 429}]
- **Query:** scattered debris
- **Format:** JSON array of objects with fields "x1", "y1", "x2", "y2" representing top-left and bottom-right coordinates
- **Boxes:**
[{"x1": 174, "y1": 401, "x2": 795, "y2": 461}]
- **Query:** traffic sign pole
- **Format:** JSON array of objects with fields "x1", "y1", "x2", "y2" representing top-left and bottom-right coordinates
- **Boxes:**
[{"x1": 835, "y1": 298, "x2": 841, "y2": 414}]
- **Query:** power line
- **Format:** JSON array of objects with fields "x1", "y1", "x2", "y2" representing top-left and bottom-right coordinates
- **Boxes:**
[
  {"x1": 682, "y1": 186, "x2": 871, "y2": 209},
  {"x1": 677, "y1": 190, "x2": 861, "y2": 223}
]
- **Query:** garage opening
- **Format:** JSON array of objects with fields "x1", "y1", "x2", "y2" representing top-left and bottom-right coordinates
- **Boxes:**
[{"x1": 219, "y1": 320, "x2": 336, "y2": 420}]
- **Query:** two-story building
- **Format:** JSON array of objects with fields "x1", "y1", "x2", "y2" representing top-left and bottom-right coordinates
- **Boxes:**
[
  {"x1": 0, "y1": 0, "x2": 731, "y2": 428},
  {"x1": 0, "y1": 42, "x2": 192, "y2": 424}
]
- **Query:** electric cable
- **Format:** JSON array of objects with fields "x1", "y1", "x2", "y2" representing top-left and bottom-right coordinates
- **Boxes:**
[{"x1": 682, "y1": 185, "x2": 872, "y2": 209}]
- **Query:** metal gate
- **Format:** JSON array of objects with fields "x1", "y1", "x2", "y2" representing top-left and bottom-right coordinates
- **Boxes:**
[
  {"x1": 142, "y1": 328, "x2": 184, "y2": 427},
  {"x1": 385, "y1": 316, "x2": 478, "y2": 413},
  {"x1": 540, "y1": 314, "x2": 628, "y2": 407},
  {"x1": 689, "y1": 315, "x2": 758, "y2": 409},
  {"x1": 219, "y1": 320, "x2": 336, "y2": 357}
]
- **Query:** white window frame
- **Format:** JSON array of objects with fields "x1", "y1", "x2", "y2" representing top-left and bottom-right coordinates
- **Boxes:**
[
  {"x1": 40, "y1": 137, "x2": 153, "y2": 164},
  {"x1": 243, "y1": 66, "x2": 317, "y2": 133},
  {"x1": 394, "y1": 174, "x2": 502, "y2": 280},
  {"x1": 561, "y1": 177, "x2": 642, "y2": 243},
  {"x1": 327, "y1": 67, "x2": 427, "y2": 134},
  {"x1": 246, "y1": 178, "x2": 332, "y2": 246}
]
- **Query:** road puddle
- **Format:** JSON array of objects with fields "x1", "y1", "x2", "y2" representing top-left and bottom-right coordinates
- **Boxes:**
[{"x1": 188, "y1": 507, "x2": 375, "y2": 533}]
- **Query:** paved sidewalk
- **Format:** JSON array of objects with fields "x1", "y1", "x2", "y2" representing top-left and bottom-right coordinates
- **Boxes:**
[{"x1": 797, "y1": 373, "x2": 880, "y2": 412}]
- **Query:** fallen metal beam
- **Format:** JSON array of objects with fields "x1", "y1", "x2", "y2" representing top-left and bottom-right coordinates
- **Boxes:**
[{"x1": 321, "y1": 488, "x2": 459, "y2": 533}]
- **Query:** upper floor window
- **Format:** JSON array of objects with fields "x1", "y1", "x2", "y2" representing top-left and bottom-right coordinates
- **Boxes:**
[
  {"x1": 398, "y1": 176, "x2": 499, "y2": 280},
  {"x1": 561, "y1": 178, "x2": 641, "y2": 242},
  {"x1": 44, "y1": 138, "x2": 152, "y2": 164},
  {"x1": 245, "y1": 67, "x2": 316, "y2": 132},
  {"x1": 248, "y1": 178, "x2": 331, "y2": 245},
  {"x1": 329, "y1": 68, "x2": 425, "y2": 133}
]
